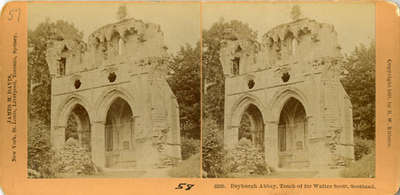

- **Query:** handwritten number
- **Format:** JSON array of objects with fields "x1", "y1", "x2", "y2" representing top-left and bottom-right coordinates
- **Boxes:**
[
  {"x1": 8, "y1": 8, "x2": 21, "y2": 22},
  {"x1": 185, "y1": 184, "x2": 194, "y2": 190},
  {"x1": 175, "y1": 183, "x2": 184, "y2": 189},
  {"x1": 175, "y1": 183, "x2": 195, "y2": 191}
]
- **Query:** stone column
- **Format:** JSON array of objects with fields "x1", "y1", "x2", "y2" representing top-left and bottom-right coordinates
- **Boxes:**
[
  {"x1": 224, "y1": 125, "x2": 239, "y2": 149},
  {"x1": 307, "y1": 115, "x2": 330, "y2": 169},
  {"x1": 52, "y1": 126, "x2": 66, "y2": 150},
  {"x1": 305, "y1": 116, "x2": 312, "y2": 138},
  {"x1": 264, "y1": 121, "x2": 279, "y2": 169},
  {"x1": 91, "y1": 121, "x2": 106, "y2": 168}
]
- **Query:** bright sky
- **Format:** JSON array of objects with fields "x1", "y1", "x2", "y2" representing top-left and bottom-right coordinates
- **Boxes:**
[
  {"x1": 28, "y1": 2, "x2": 375, "y2": 54},
  {"x1": 203, "y1": 2, "x2": 375, "y2": 54},
  {"x1": 28, "y1": 2, "x2": 201, "y2": 54}
]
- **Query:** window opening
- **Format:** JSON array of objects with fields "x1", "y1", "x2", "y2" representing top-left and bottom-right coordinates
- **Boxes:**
[
  {"x1": 232, "y1": 57, "x2": 240, "y2": 75},
  {"x1": 59, "y1": 57, "x2": 66, "y2": 76}
]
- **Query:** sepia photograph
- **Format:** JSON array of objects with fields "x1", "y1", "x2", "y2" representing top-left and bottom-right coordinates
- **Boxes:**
[
  {"x1": 2, "y1": 0, "x2": 400, "y2": 194},
  {"x1": 27, "y1": 2, "x2": 201, "y2": 178},
  {"x1": 202, "y1": 3, "x2": 376, "y2": 178}
]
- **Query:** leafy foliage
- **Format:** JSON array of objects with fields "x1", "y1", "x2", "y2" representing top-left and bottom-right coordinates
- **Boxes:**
[
  {"x1": 180, "y1": 137, "x2": 200, "y2": 160},
  {"x1": 224, "y1": 138, "x2": 271, "y2": 177},
  {"x1": 168, "y1": 44, "x2": 201, "y2": 139},
  {"x1": 53, "y1": 138, "x2": 96, "y2": 176},
  {"x1": 201, "y1": 119, "x2": 225, "y2": 178},
  {"x1": 202, "y1": 120, "x2": 271, "y2": 178},
  {"x1": 341, "y1": 150, "x2": 375, "y2": 178},
  {"x1": 28, "y1": 19, "x2": 83, "y2": 124},
  {"x1": 238, "y1": 114, "x2": 252, "y2": 140},
  {"x1": 65, "y1": 114, "x2": 79, "y2": 141},
  {"x1": 28, "y1": 19, "x2": 83, "y2": 174},
  {"x1": 341, "y1": 41, "x2": 376, "y2": 140},
  {"x1": 28, "y1": 120, "x2": 55, "y2": 178},
  {"x1": 28, "y1": 169, "x2": 42, "y2": 178},
  {"x1": 353, "y1": 137, "x2": 375, "y2": 161}
]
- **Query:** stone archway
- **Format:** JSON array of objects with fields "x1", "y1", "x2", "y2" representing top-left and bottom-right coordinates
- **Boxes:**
[
  {"x1": 65, "y1": 104, "x2": 91, "y2": 151},
  {"x1": 90, "y1": 88, "x2": 137, "y2": 169},
  {"x1": 104, "y1": 97, "x2": 135, "y2": 168},
  {"x1": 238, "y1": 104, "x2": 265, "y2": 151},
  {"x1": 263, "y1": 88, "x2": 311, "y2": 169},
  {"x1": 52, "y1": 95, "x2": 93, "y2": 150},
  {"x1": 277, "y1": 97, "x2": 309, "y2": 168},
  {"x1": 226, "y1": 95, "x2": 267, "y2": 150}
]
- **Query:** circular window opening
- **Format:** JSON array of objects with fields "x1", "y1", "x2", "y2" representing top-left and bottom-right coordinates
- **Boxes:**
[
  {"x1": 281, "y1": 72, "x2": 290, "y2": 83},
  {"x1": 74, "y1": 79, "x2": 81, "y2": 89},
  {"x1": 248, "y1": 79, "x2": 255, "y2": 89},
  {"x1": 108, "y1": 72, "x2": 117, "y2": 83}
]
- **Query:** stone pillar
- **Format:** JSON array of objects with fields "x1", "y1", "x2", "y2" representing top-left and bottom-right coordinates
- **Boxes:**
[
  {"x1": 305, "y1": 116, "x2": 312, "y2": 137},
  {"x1": 52, "y1": 126, "x2": 66, "y2": 150},
  {"x1": 92, "y1": 121, "x2": 106, "y2": 168},
  {"x1": 224, "y1": 125, "x2": 239, "y2": 149},
  {"x1": 307, "y1": 115, "x2": 330, "y2": 169},
  {"x1": 305, "y1": 116, "x2": 312, "y2": 149},
  {"x1": 265, "y1": 121, "x2": 279, "y2": 169},
  {"x1": 304, "y1": 116, "x2": 313, "y2": 167}
]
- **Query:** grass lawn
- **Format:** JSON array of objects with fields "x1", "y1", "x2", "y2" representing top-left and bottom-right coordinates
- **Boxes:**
[{"x1": 168, "y1": 153, "x2": 200, "y2": 178}]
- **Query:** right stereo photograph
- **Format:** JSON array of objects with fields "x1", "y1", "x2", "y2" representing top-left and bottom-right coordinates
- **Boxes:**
[{"x1": 201, "y1": 3, "x2": 375, "y2": 178}]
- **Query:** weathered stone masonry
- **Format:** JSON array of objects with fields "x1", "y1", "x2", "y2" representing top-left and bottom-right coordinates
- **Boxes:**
[
  {"x1": 46, "y1": 18, "x2": 181, "y2": 169},
  {"x1": 221, "y1": 18, "x2": 354, "y2": 170}
]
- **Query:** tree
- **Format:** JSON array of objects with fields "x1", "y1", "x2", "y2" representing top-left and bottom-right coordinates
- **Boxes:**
[
  {"x1": 28, "y1": 19, "x2": 83, "y2": 175},
  {"x1": 341, "y1": 41, "x2": 376, "y2": 140},
  {"x1": 202, "y1": 19, "x2": 258, "y2": 129},
  {"x1": 28, "y1": 19, "x2": 83, "y2": 124},
  {"x1": 168, "y1": 43, "x2": 201, "y2": 139}
]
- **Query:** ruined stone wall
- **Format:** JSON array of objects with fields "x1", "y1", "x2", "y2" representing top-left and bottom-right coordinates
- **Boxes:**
[
  {"x1": 259, "y1": 19, "x2": 342, "y2": 68},
  {"x1": 47, "y1": 18, "x2": 181, "y2": 169},
  {"x1": 221, "y1": 18, "x2": 354, "y2": 171},
  {"x1": 220, "y1": 18, "x2": 343, "y2": 78},
  {"x1": 46, "y1": 18, "x2": 167, "y2": 77}
]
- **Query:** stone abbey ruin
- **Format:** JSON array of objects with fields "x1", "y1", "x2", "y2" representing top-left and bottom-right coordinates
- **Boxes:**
[
  {"x1": 46, "y1": 18, "x2": 181, "y2": 169},
  {"x1": 220, "y1": 18, "x2": 355, "y2": 171}
]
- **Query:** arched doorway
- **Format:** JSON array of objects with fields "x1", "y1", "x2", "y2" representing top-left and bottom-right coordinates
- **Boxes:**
[
  {"x1": 238, "y1": 104, "x2": 264, "y2": 151},
  {"x1": 104, "y1": 97, "x2": 135, "y2": 168},
  {"x1": 278, "y1": 97, "x2": 308, "y2": 168},
  {"x1": 65, "y1": 104, "x2": 91, "y2": 151}
]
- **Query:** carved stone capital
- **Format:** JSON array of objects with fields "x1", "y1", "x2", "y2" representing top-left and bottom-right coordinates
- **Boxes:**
[
  {"x1": 93, "y1": 120, "x2": 106, "y2": 125},
  {"x1": 228, "y1": 125, "x2": 240, "y2": 129},
  {"x1": 54, "y1": 125, "x2": 66, "y2": 129},
  {"x1": 265, "y1": 120, "x2": 279, "y2": 125}
]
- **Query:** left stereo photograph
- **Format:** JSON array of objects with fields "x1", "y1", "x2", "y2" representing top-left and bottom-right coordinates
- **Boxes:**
[{"x1": 27, "y1": 2, "x2": 201, "y2": 178}]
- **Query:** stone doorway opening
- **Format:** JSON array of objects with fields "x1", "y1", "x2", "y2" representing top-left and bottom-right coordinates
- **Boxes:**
[
  {"x1": 65, "y1": 104, "x2": 91, "y2": 151},
  {"x1": 278, "y1": 97, "x2": 308, "y2": 168},
  {"x1": 105, "y1": 97, "x2": 135, "y2": 168},
  {"x1": 238, "y1": 104, "x2": 265, "y2": 151}
]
